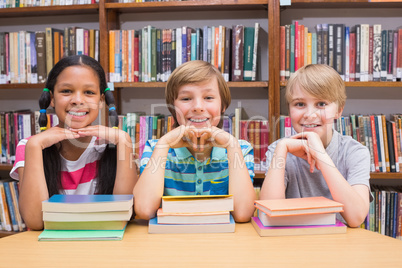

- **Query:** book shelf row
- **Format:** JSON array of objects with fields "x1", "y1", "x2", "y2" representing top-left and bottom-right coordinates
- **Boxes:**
[
  {"x1": 361, "y1": 185, "x2": 402, "y2": 239},
  {"x1": 0, "y1": 180, "x2": 26, "y2": 233},
  {"x1": 0, "y1": 28, "x2": 100, "y2": 85},
  {"x1": 280, "y1": 22, "x2": 402, "y2": 82},
  {"x1": 108, "y1": 23, "x2": 260, "y2": 83},
  {"x1": 0, "y1": 0, "x2": 98, "y2": 8}
]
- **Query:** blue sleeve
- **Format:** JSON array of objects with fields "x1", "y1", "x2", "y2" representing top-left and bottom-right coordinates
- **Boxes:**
[{"x1": 139, "y1": 139, "x2": 157, "y2": 175}]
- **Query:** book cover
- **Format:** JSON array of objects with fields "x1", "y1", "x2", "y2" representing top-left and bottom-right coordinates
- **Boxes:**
[
  {"x1": 43, "y1": 208, "x2": 133, "y2": 222},
  {"x1": 156, "y1": 208, "x2": 230, "y2": 225},
  {"x1": 44, "y1": 220, "x2": 128, "y2": 231},
  {"x1": 243, "y1": 26, "x2": 254, "y2": 81},
  {"x1": 42, "y1": 194, "x2": 133, "y2": 213},
  {"x1": 254, "y1": 196, "x2": 344, "y2": 217},
  {"x1": 38, "y1": 224, "x2": 127, "y2": 241},
  {"x1": 231, "y1": 25, "x2": 244, "y2": 81},
  {"x1": 148, "y1": 214, "x2": 235, "y2": 234},
  {"x1": 251, "y1": 217, "x2": 347, "y2": 237},
  {"x1": 161, "y1": 195, "x2": 233, "y2": 213}
]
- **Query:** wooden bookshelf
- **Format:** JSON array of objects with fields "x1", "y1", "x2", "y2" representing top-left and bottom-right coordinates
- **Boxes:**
[
  {"x1": 0, "y1": 230, "x2": 17, "y2": 238},
  {"x1": 280, "y1": 81, "x2": 402, "y2": 88},
  {"x1": 0, "y1": 4, "x2": 99, "y2": 18}
]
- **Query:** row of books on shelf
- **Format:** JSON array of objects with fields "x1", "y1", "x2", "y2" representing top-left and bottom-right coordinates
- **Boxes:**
[
  {"x1": 108, "y1": 23, "x2": 260, "y2": 83},
  {"x1": 279, "y1": 114, "x2": 402, "y2": 173},
  {"x1": 0, "y1": 110, "x2": 58, "y2": 164},
  {"x1": 0, "y1": 0, "x2": 97, "y2": 8},
  {"x1": 279, "y1": 22, "x2": 402, "y2": 82},
  {"x1": 0, "y1": 180, "x2": 26, "y2": 232},
  {"x1": 116, "y1": 0, "x2": 184, "y2": 3},
  {"x1": 0, "y1": 27, "x2": 100, "y2": 84},
  {"x1": 361, "y1": 185, "x2": 402, "y2": 240}
]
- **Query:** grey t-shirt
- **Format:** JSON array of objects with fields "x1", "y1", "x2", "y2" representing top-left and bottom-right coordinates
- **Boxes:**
[{"x1": 265, "y1": 130, "x2": 371, "y2": 200}]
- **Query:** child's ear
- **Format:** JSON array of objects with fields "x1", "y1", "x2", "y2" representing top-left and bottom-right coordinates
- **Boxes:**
[
  {"x1": 336, "y1": 107, "x2": 344, "y2": 119},
  {"x1": 50, "y1": 91, "x2": 55, "y2": 108},
  {"x1": 99, "y1": 94, "x2": 105, "y2": 109}
]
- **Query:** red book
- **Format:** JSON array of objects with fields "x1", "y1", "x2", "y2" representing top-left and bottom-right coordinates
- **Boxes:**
[
  {"x1": 260, "y1": 120, "x2": 269, "y2": 171},
  {"x1": 299, "y1": 24, "x2": 304, "y2": 68},
  {"x1": 254, "y1": 120, "x2": 261, "y2": 171},
  {"x1": 294, "y1": 21, "x2": 299, "y2": 71},
  {"x1": 349, "y1": 29, "x2": 355, "y2": 80},
  {"x1": 391, "y1": 121, "x2": 400, "y2": 172},
  {"x1": 370, "y1": 115, "x2": 380, "y2": 172},
  {"x1": 134, "y1": 30, "x2": 139, "y2": 82}
]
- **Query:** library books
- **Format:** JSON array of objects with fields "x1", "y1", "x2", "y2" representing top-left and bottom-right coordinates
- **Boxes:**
[
  {"x1": 44, "y1": 220, "x2": 128, "y2": 231},
  {"x1": 42, "y1": 194, "x2": 134, "y2": 213},
  {"x1": 157, "y1": 208, "x2": 230, "y2": 225},
  {"x1": 258, "y1": 210, "x2": 337, "y2": 227},
  {"x1": 149, "y1": 214, "x2": 235, "y2": 234},
  {"x1": 251, "y1": 217, "x2": 347, "y2": 237},
  {"x1": 42, "y1": 208, "x2": 133, "y2": 222},
  {"x1": 161, "y1": 195, "x2": 233, "y2": 213},
  {"x1": 38, "y1": 225, "x2": 127, "y2": 241},
  {"x1": 254, "y1": 196, "x2": 344, "y2": 217}
]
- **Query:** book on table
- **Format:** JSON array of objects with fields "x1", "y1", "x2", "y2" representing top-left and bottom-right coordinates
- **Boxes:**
[
  {"x1": 42, "y1": 207, "x2": 133, "y2": 222},
  {"x1": 44, "y1": 220, "x2": 128, "y2": 231},
  {"x1": 156, "y1": 208, "x2": 231, "y2": 224},
  {"x1": 149, "y1": 214, "x2": 235, "y2": 234},
  {"x1": 254, "y1": 196, "x2": 344, "y2": 217},
  {"x1": 42, "y1": 194, "x2": 133, "y2": 213},
  {"x1": 251, "y1": 217, "x2": 347, "y2": 237},
  {"x1": 257, "y1": 210, "x2": 337, "y2": 227},
  {"x1": 38, "y1": 223, "x2": 127, "y2": 241},
  {"x1": 161, "y1": 195, "x2": 233, "y2": 213}
]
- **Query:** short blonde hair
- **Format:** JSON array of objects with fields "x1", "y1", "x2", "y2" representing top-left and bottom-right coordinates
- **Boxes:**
[
  {"x1": 285, "y1": 64, "x2": 346, "y2": 110},
  {"x1": 165, "y1": 60, "x2": 231, "y2": 128}
]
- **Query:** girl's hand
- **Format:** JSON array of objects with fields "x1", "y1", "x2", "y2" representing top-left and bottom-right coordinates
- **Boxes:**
[
  {"x1": 29, "y1": 126, "x2": 80, "y2": 150},
  {"x1": 72, "y1": 125, "x2": 129, "y2": 145}
]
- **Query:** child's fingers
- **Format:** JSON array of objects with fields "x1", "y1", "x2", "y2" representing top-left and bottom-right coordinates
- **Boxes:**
[{"x1": 199, "y1": 132, "x2": 210, "y2": 151}]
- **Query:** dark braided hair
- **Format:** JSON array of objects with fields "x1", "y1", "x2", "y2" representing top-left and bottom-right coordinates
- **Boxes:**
[{"x1": 39, "y1": 55, "x2": 118, "y2": 196}]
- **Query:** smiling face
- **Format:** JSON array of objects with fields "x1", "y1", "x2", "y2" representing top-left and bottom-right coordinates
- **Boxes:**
[
  {"x1": 173, "y1": 78, "x2": 223, "y2": 128},
  {"x1": 50, "y1": 65, "x2": 103, "y2": 129},
  {"x1": 289, "y1": 84, "x2": 342, "y2": 147}
]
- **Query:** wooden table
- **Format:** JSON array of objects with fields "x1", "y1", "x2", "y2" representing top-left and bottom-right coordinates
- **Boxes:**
[{"x1": 0, "y1": 220, "x2": 401, "y2": 267}]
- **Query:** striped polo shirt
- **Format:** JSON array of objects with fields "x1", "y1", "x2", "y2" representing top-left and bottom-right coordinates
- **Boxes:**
[
  {"x1": 10, "y1": 136, "x2": 107, "y2": 194},
  {"x1": 140, "y1": 139, "x2": 254, "y2": 196}
]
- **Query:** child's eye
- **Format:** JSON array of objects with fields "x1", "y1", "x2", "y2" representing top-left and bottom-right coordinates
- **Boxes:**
[
  {"x1": 85, "y1": 90, "x2": 96, "y2": 95},
  {"x1": 205, "y1": 96, "x2": 214, "y2": 100},
  {"x1": 180, "y1": 97, "x2": 190, "y2": 101},
  {"x1": 294, "y1": 102, "x2": 304, "y2": 107},
  {"x1": 60, "y1": 89, "x2": 72, "y2": 94},
  {"x1": 316, "y1": 102, "x2": 327, "y2": 108}
]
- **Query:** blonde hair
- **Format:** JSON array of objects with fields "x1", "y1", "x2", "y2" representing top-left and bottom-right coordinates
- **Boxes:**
[
  {"x1": 165, "y1": 60, "x2": 231, "y2": 128},
  {"x1": 285, "y1": 64, "x2": 346, "y2": 111}
]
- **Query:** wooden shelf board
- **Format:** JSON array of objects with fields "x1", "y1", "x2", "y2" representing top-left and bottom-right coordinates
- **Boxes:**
[
  {"x1": 0, "y1": 83, "x2": 45, "y2": 90},
  {"x1": 0, "y1": 4, "x2": 99, "y2": 17},
  {"x1": 280, "y1": 81, "x2": 402, "y2": 88},
  {"x1": 254, "y1": 171, "x2": 402, "y2": 180},
  {"x1": 283, "y1": 0, "x2": 402, "y2": 9},
  {"x1": 114, "y1": 81, "x2": 268, "y2": 88},
  {"x1": 0, "y1": 164, "x2": 13, "y2": 171},
  {"x1": 0, "y1": 231, "x2": 18, "y2": 238},
  {"x1": 106, "y1": 0, "x2": 268, "y2": 13}
]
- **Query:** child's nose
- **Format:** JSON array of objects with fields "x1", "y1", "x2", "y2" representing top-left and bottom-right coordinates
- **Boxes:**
[
  {"x1": 192, "y1": 99, "x2": 205, "y2": 112},
  {"x1": 304, "y1": 106, "x2": 319, "y2": 119},
  {"x1": 71, "y1": 92, "x2": 84, "y2": 104}
]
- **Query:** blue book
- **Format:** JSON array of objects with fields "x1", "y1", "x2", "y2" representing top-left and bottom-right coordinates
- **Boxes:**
[
  {"x1": 148, "y1": 214, "x2": 235, "y2": 234},
  {"x1": 3, "y1": 182, "x2": 18, "y2": 231},
  {"x1": 42, "y1": 194, "x2": 133, "y2": 213}
]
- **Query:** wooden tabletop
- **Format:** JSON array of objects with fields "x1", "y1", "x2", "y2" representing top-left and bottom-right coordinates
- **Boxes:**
[{"x1": 0, "y1": 220, "x2": 401, "y2": 267}]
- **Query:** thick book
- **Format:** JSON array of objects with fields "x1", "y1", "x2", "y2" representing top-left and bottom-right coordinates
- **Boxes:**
[
  {"x1": 44, "y1": 220, "x2": 128, "y2": 230},
  {"x1": 148, "y1": 214, "x2": 235, "y2": 234},
  {"x1": 251, "y1": 217, "x2": 347, "y2": 237},
  {"x1": 254, "y1": 197, "x2": 344, "y2": 217},
  {"x1": 156, "y1": 208, "x2": 230, "y2": 224},
  {"x1": 42, "y1": 194, "x2": 133, "y2": 213},
  {"x1": 258, "y1": 210, "x2": 336, "y2": 227},
  {"x1": 161, "y1": 195, "x2": 233, "y2": 213},
  {"x1": 38, "y1": 224, "x2": 127, "y2": 241}
]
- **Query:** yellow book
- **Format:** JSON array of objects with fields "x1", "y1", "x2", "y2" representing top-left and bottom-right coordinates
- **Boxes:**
[
  {"x1": 109, "y1": 30, "x2": 115, "y2": 82},
  {"x1": 307, "y1": 32, "x2": 312, "y2": 65}
]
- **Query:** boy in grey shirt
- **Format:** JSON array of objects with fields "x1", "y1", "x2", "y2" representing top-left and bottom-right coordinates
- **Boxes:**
[{"x1": 260, "y1": 64, "x2": 371, "y2": 227}]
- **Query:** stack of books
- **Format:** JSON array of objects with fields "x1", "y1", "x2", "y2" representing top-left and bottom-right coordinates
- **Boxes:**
[
  {"x1": 38, "y1": 194, "x2": 133, "y2": 241},
  {"x1": 252, "y1": 196, "x2": 347, "y2": 237},
  {"x1": 148, "y1": 195, "x2": 235, "y2": 234}
]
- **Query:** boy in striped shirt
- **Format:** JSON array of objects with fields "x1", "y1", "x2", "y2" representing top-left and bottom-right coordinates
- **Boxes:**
[{"x1": 134, "y1": 60, "x2": 256, "y2": 222}]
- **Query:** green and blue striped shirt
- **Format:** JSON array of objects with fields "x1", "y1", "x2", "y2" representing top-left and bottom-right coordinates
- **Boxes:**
[{"x1": 140, "y1": 139, "x2": 254, "y2": 196}]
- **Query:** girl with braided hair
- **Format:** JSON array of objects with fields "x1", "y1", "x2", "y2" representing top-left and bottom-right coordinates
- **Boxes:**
[{"x1": 10, "y1": 55, "x2": 138, "y2": 230}]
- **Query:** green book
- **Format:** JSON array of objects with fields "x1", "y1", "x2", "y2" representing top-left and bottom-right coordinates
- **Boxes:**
[
  {"x1": 38, "y1": 224, "x2": 127, "y2": 241},
  {"x1": 243, "y1": 27, "x2": 255, "y2": 81}
]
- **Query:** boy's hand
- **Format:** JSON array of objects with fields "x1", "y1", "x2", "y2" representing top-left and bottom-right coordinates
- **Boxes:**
[
  {"x1": 29, "y1": 126, "x2": 80, "y2": 150},
  {"x1": 291, "y1": 132, "x2": 328, "y2": 172},
  {"x1": 197, "y1": 126, "x2": 234, "y2": 151},
  {"x1": 158, "y1": 125, "x2": 192, "y2": 149}
]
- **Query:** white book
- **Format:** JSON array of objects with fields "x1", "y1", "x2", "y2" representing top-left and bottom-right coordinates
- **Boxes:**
[
  {"x1": 76, "y1": 28, "x2": 84, "y2": 56},
  {"x1": 258, "y1": 210, "x2": 336, "y2": 227},
  {"x1": 252, "y1": 22, "x2": 260, "y2": 81},
  {"x1": 25, "y1": 32, "x2": 31, "y2": 84},
  {"x1": 19, "y1": 31, "x2": 26, "y2": 83},
  {"x1": 176, "y1": 27, "x2": 182, "y2": 67},
  {"x1": 377, "y1": 115, "x2": 386, "y2": 173},
  {"x1": 345, "y1": 26, "x2": 350, "y2": 82},
  {"x1": 360, "y1": 24, "x2": 369, "y2": 82},
  {"x1": 373, "y1": 24, "x2": 382, "y2": 81}
]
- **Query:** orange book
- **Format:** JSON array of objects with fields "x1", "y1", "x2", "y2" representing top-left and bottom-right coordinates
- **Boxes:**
[
  {"x1": 135, "y1": 122, "x2": 140, "y2": 158},
  {"x1": 299, "y1": 24, "x2": 304, "y2": 69},
  {"x1": 307, "y1": 32, "x2": 312, "y2": 65},
  {"x1": 370, "y1": 115, "x2": 380, "y2": 172},
  {"x1": 214, "y1": 27, "x2": 219, "y2": 69},
  {"x1": 109, "y1": 30, "x2": 115, "y2": 82},
  {"x1": 254, "y1": 196, "x2": 344, "y2": 217},
  {"x1": 89, "y1": 29, "x2": 95, "y2": 59}
]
